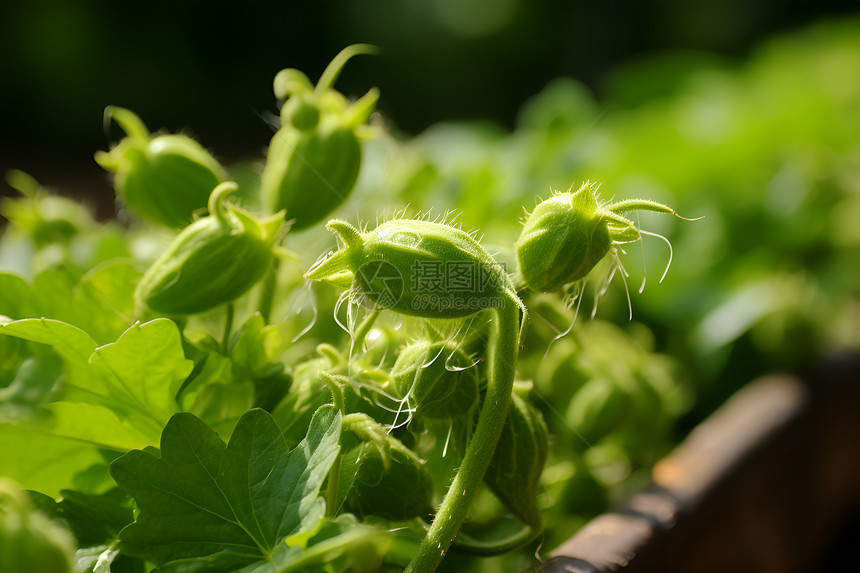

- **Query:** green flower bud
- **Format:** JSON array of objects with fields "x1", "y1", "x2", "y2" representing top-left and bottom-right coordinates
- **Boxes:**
[
  {"x1": 95, "y1": 106, "x2": 226, "y2": 228},
  {"x1": 0, "y1": 479, "x2": 75, "y2": 573},
  {"x1": 261, "y1": 45, "x2": 379, "y2": 231},
  {"x1": 516, "y1": 181, "x2": 681, "y2": 292},
  {"x1": 305, "y1": 218, "x2": 518, "y2": 319},
  {"x1": 484, "y1": 383, "x2": 548, "y2": 528},
  {"x1": 135, "y1": 182, "x2": 284, "y2": 315},
  {"x1": 2, "y1": 170, "x2": 95, "y2": 247},
  {"x1": 391, "y1": 339, "x2": 479, "y2": 419},
  {"x1": 281, "y1": 93, "x2": 320, "y2": 131},
  {"x1": 272, "y1": 347, "x2": 339, "y2": 449},
  {"x1": 338, "y1": 413, "x2": 434, "y2": 520},
  {"x1": 262, "y1": 122, "x2": 366, "y2": 231}
]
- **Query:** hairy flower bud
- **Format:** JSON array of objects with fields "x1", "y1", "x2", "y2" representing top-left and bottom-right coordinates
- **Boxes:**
[
  {"x1": 261, "y1": 45, "x2": 379, "y2": 231},
  {"x1": 516, "y1": 181, "x2": 681, "y2": 293},
  {"x1": 135, "y1": 182, "x2": 284, "y2": 315},
  {"x1": 484, "y1": 383, "x2": 548, "y2": 528},
  {"x1": 305, "y1": 218, "x2": 518, "y2": 319},
  {"x1": 517, "y1": 184, "x2": 611, "y2": 292},
  {"x1": 391, "y1": 340, "x2": 480, "y2": 419},
  {"x1": 338, "y1": 413, "x2": 434, "y2": 520},
  {"x1": 95, "y1": 107, "x2": 226, "y2": 228}
]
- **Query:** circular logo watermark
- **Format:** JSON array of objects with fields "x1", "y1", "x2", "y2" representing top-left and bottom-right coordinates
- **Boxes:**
[{"x1": 354, "y1": 259, "x2": 404, "y2": 310}]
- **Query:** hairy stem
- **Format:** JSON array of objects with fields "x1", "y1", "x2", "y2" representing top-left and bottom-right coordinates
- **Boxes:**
[
  {"x1": 350, "y1": 309, "x2": 379, "y2": 360},
  {"x1": 405, "y1": 299, "x2": 520, "y2": 573}
]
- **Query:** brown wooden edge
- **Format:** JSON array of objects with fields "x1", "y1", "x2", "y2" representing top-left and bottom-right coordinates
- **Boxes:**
[{"x1": 538, "y1": 354, "x2": 860, "y2": 573}]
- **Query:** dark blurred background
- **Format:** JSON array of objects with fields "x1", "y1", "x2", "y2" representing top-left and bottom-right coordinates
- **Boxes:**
[{"x1": 0, "y1": 0, "x2": 856, "y2": 211}]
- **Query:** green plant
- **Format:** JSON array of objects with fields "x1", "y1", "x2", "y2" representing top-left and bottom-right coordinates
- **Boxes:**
[
  {"x1": 262, "y1": 44, "x2": 378, "y2": 231},
  {"x1": 0, "y1": 478, "x2": 75, "y2": 573},
  {"x1": 135, "y1": 182, "x2": 284, "y2": 316},
  {"x1": 515, "y1": 181, "x2": 689, "y2": 293},
  {"x1": 95, "y1": 106, "x2": 227, "y2": 229},
  {"x1": 1, "y1": 42, "x2": 720, "y2": 573}
]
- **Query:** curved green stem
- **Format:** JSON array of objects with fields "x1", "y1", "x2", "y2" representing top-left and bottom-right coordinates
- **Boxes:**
[
  {"x1": 405, "y1": 299, "x2": 520, "y2": 573},
  {"x1": 320, "y1": 372, "x2": 346, "y2": 413},
  {"x1": 315, "y1": 44, "x2": 379, "y2": 97},
  {"x1": 273, "y1": 69, "x2": 314, "y2": 100},
  {"x1": 208, "y1": 181, "x2": 238, "y2": 225},
  {"x1": 104, "y1": 106, "x2": 150, "y2": 142},
  {"x1": 607, "y1": 198, "x2": 676, "y2": 216},
  {"x1": 6, "y1": 169, "x2": 40, "y2": 199},
  {"x1": 350, "y1": 309, "x2": 379, "y2": 360},
  {"x1": 453, "y1": 522, "x2": 540, "y2": 555}
]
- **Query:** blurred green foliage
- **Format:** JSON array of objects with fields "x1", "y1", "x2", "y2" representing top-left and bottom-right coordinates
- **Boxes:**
[
  {"x1": 1, "y1": 15, "x2": 858, "y2": 571},
  {"x1": 369, "y1": 17, "x2": 860, "y2": 420}
]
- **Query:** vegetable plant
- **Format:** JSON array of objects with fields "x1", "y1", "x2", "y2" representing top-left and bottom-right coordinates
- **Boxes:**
[{"x1": 1, "y1": 44, "x2": 706, "y2": 573}]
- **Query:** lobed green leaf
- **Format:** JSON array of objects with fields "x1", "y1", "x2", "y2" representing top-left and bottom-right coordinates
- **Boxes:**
[
  {"x1": 110, "y1": 405, "x2": 341, "y2": 570},
  {"x1": 0, "y1": 318, "x2": 192, "y2": 450}
]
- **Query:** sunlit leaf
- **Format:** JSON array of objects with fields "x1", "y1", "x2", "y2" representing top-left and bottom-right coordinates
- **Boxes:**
[{"x1": 110, "y1": 406, "x2": 341, "y2": 571}]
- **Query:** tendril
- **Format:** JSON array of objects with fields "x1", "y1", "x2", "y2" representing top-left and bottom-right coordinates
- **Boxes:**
[
  {"x1": 291, "y1": 281, "x2": 319, "y2": 343},
  {"x1": 542, "y1": 280, "x2": 586, "y2": 359},
  {"x1": 639, "y1": 229, "x2": 674, "y2": 284},
  {"x1": 333, "y1": 290, "x2": 352, "y2": 335},
  {"x1": 388, "y1": 395, "x2": 415, "y2": 432},
  {"x1": 442, "y1": 421, "x2": 454, "y2": 458}
]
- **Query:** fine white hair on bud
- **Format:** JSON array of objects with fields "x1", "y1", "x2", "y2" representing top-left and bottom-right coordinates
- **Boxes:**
[
  {"x1": 515, "y1": 181, "x2": 691, "y2": 294},
  {"x1": 305, "y1": 218, "x2": 521, "y2": 320}
]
